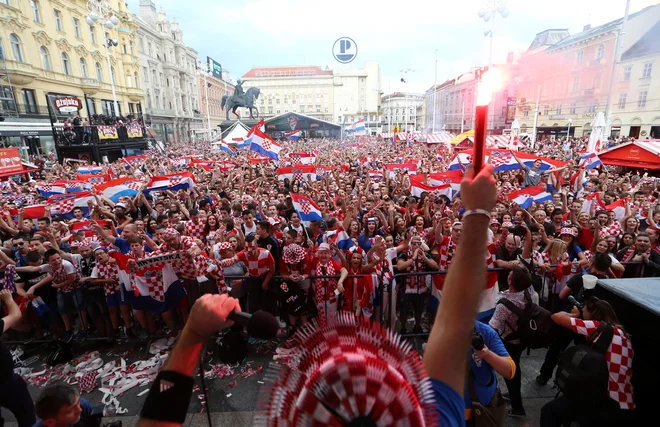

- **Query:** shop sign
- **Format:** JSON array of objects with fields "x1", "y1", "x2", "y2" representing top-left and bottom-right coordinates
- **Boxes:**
[{"x1": 53, "y1": 97, "x2": 82, "y2": 113}]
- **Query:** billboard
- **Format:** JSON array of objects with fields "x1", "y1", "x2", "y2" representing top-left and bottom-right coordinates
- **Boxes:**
[
  {"x1": 207, "y1": 57, "x2": 222, "y2": 80},
  {"x1": 506, "y1": 97, "x2": 517, "y2": 125}
]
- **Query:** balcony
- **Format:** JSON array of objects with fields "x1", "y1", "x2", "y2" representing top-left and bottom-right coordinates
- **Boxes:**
[
  {"x1": 149, "y1": 108, "x2": 176, "y2": 117},
  {"x1": 3, "y1": 60, "x2": 39, "y2": 85},
  {"x1": 80, "y1": 78, "x2": 101, "y2": 95},
  {"x1": 125, "y1": 87, "x2": 144, "y2": 102}
]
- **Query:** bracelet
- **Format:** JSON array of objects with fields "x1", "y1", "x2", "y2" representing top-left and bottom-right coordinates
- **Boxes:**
[{"x1": 462, "y1": 209, "x2": 492, "y2": 220}]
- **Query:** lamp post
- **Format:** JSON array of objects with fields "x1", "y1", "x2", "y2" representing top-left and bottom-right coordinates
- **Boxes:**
[
  {"x1": 478, "y1": 0, "x2": 509, "y2": 67},
  {"x1": 197, "y1": 61, "x2": 212, "y2": 140},
  {"x1": 86, "y1": 0, "x2": 120, "y2": 116},
  {"x1": 567, "y1": 118, "x2": 573, "y2": 139},
  {"x1": 400, "y1": 68, "x2": 415, "y2": 132}
]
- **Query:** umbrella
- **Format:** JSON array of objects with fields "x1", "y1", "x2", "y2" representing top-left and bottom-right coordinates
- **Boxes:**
[
  {"x1": 509, "y1": 119, "x2": 522, "y2": 150},
  {"x1": 587, "y1": 111, "x2": 606, "y2": 153}
]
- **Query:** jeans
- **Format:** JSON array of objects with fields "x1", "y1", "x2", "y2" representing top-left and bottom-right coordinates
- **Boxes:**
[
  {"x1": 540, "y1": 395, "x2": 636, "y2": 427},
  {"x1": 0, "y1": 373, "x2": 36, "y2": 427},
  {"x1": 503, "y1": 341, "x2": 526, "y2": 412},
  {"x1": 539, "y1": 326, "x2": 576, "y2": 381}
]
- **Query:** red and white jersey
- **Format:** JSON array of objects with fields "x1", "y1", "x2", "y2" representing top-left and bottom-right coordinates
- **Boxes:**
[
  {"x1": 570, "y1": 318, "x2": 635, "y2": 410},
  {"x1": 185, "y1": 219, "x2": 205, "y2": 241},
  {"x1": 90, "y1": 262, "x2": 122, "y2": 296},
  {"x1": 600, "y1": 221, "x2": 622, "y2": 239},
  {"x1": 236, "y1": 248, "x2": 275, "y2": 277}
]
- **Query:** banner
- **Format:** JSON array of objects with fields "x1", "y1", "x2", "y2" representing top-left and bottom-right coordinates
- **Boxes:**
[
  {"x1": 132, "y1": 251, "x2": 185, "y2": 270},
  {"x1": 0, "y1": 148, "x2": 23, "y2": 174},
  {"x1": 97, "y1": 126, "x2": 118, "y2": 140},
  {"x1": 127, "y1": 125, "x2": 143, "y2": 138},
  {"x1": 77, "y1": 173, "x2": 111, "y2": 184}
]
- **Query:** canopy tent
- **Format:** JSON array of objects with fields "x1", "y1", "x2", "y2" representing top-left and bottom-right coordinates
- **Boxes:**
[
  {"x1": 212, "y1": 121, "x2": 250, "y2": 146},
  {"x1": 379, "y1": 132, "x2": 454, "y2": 144},
  {"x1": 453, "y1": 135, "x2": 511, "y2": 150},
  {"x1": 450, "y1": 130, "x2": 474, "y2": 145},
  {"x1": 597, "y1": 139, "x2": 660, "y2": 170}
]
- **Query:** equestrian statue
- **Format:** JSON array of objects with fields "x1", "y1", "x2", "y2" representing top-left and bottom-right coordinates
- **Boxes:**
[{"x1": 222, "y1": 79, "x2": 260, "y2": 120}]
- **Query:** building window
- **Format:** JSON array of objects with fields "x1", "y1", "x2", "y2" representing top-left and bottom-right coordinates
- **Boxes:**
[
  {"x1": 299, "y1": 105, "x2": 304, "y2": 112},
  {"x1": 623, "y1": 66, "x2": 632, "y2": 81},
  {"x1": 86, "y1": 97, "x2": 96, "y2": 115},
  {"x1": 556, "y1": 104, "x2": 562, "y2": 115},
  {"x1": 142, "y1": 67, "x2": 148, "y2": 81},
  {"x1": 576, "y1": 50, "x2": 583, "y2": 65},
  {"x1": 543, "y1": 105, "x2": 549, "y2": 115},
  {"x1": 134, "y1": 71, "x2": 139, "y2": 88},
  {"x1": 122, "y1": 43, "x2": 127, "y2": 54},
  {"x1": 570, "y1": 103, "x2": 576, "y2": 114},
  {"x1": 594, "y1": 73, "x2": 601, "y2": 89},
  {"x1": 90, "y1": 26, "x2": 96, "y2": 44},
  {"x1": 572, "y1": 77, "x2": 580, "y2": 93},
  {"x1": 9, "y1": 33, "x2": 24, "y2": 62},
  {"x1": 61, "y1": 52, "x2": 71, "y2": 75},
  {"x1": 129, "y1": 40, "x2": 134, "y2": 55},
  {"x1": 276, "y1": 99, "x2": 280, "y2": 104},
  {"x1": 276, "y1": 109, "x2": 280, "y2": 114},
  {"x1": 54, "y1": 9, "x2": 62, "y2": 31},
  {"x1": 31, "y1": 0, "x2": 40, "y2": 22},
  {"x1": 73, "y1": 18, "x2": 80, "y2": 38},
  {"x1": 588, "y1": 104, "x2": 597, "y2": 113},
  {"x1": 618, "y1": 93, "x2": 627, "y2": 109},
  {"x1": 268, "y1": 106, "x2": 273, "y2": 114},
  {"x1": 21, "y1": 89, "x2": 37, "y2": 113},
  {"x1": 638, "y1": 90, "x2": 647, "y2": 108},
  {"x1": 126, "y1": 75, "x2": 132, "y2": 88},
  {"x1": 642, "y1": 63, "x2": 653, "y2": 78},
  {"x1": 40, "y1": 46, "x2": 51, "y2": 70},
  {"x1": 316, "y1": 105, "x2": 321, "y2": 113},
  {"x1": 79, "y1": 58, "x2": 87, "y2": 78},
  {"x1": 95, "y1": 62, "x2": 102, "y2": 81},
  {"x1": 596, "y1": 44, "x2": 604, "y2": 61}
]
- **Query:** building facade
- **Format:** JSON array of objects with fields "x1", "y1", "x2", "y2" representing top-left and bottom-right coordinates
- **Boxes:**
[
  {"x1": 134, "y1": 0, "x2": 201, "y2": 144},
  {"x1": 197, "y1": 68, "x2": 234, "y2": 139},
  {"x1": 514, "y1": 4, "x2": 660, "y2": 140},
  {"x1": 381, "y1": 92, "x2": 423, "y2": 133},
  {"x1": 240, "y1": 62, "x2": 381, "y2": 134},
  {"x1": 0, "y1": 0, "x2": 143, "y2": 159}
]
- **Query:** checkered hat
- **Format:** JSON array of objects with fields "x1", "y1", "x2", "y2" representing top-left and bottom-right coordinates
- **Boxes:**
[
  {"x1": 162, "y1": 228, "x2": 180, "y2": 239},
  {"x1": 217, "y1": 242, "x2": 233, "y2": 251},
  {"x1": 257, "y1": 313, "x2": 436, "y2": 426},
  {"x1": 282, "y1": 244, "x2": 306, "y2": 264},
  {"x1": 560, "y1": 227, "x2": 576, "y2": 237}
]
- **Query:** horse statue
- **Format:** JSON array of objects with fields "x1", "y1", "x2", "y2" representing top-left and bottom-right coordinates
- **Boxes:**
[{"x1": 222, "y1": 87, "x2": 260, "y2": 120}]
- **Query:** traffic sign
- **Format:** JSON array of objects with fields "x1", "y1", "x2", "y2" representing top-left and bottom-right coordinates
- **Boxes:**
[{"x1": 332, "y1": 37, "x2": 357, "y2": 64}]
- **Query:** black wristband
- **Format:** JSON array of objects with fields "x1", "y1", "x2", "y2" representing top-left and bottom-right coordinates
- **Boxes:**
[{"x1": 140, "y1": 370, "x2": 194, "y2": 423}]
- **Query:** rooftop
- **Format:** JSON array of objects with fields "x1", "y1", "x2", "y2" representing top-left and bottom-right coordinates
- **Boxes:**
[
  {"x1": 241, "y1": 66, "x2": 333, "y2": 79},
  {"x1": 528, "y1": 29, "x2": 570, "y2": 51},
  {"x1": 621, "y1": 19, "x2": 660, "y2": 61}
]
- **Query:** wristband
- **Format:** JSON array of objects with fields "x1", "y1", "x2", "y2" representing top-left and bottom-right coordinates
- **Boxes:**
[
  {"x1": 140, "y1": 370, "x2": 194, "y2": 423},
  {"x1": 462, "y1": 209, "x2": 492, "y2": 220}
]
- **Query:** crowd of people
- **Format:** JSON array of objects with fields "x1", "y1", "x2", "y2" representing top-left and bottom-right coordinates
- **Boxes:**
[{"x1": 1, "y1": 133, "x2": 657, "y2": 426}]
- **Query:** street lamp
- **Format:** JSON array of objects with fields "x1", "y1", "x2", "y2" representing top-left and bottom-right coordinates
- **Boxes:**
[
  {"x1": 400, "y1": 68, "x2": 415, "y2": 132},
  {"x1": 197, "y1": 60, "x2": 212, "y2": 139},
  {"x1": 567, "y1": 118, "x2": 573, "y2": 139},
  {"x1": 478, "y1": 0, "x2": 509, "y2": 67},
  {"x1": 86, "y1": 0, "x2": 120, "y2": 116}
]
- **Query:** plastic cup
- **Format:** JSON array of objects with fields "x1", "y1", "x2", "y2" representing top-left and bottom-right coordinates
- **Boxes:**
[{"x1": 582, "y1": 274, "x2": 598, "y2": 290}]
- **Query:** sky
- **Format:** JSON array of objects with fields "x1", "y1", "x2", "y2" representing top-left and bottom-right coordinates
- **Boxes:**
[{"x1": 127, "y1": 0, "x2": 658, "y2": 94}]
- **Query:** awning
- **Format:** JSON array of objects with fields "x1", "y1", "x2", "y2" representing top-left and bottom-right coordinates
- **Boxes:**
[
  {"x1": 598, "y1": 159, "x2": 660, "y2": 170},
  {"x1": 0, "y1": 121, "x2": 62, "y2": 137},
  {"x1": 598, "y1": 139, "x2": 660, "y2": 169},
  {"x1": 0, "y1": 164, "x2": 40, "y2": 179}
]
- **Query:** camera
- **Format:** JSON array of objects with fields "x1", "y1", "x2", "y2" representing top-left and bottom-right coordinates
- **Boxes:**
[
  {"x1": 471, "y1": 329, "x2": 484, "y2": 351},
  {"x1": 508, "y1": 224, "x2": 528, "y2": 236},
  {"x1": 567, "y1": 295, "x2": 583, "y2": 310}
]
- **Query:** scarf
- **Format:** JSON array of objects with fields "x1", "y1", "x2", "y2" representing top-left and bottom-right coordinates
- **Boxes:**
[
  {"x1": 1, "y1": 264, "x2": 16, "y2": 294},
  {"x1": 405, "y1": 249, "x2": 427, "y2": 294},
  {"x1": 620, "y1": 245, "x2": 650, "y2": 263},
  {"x1": 439, "y1": 239, "x2": 457, "y2": 271},
  {"x1": 314, "y1": 260, "x2": 338, "y2": 327}
]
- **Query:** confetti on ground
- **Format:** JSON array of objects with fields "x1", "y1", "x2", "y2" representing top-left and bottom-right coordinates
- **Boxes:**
[
  {"x1": 227, "y1": 380, "x2": 238, "y2": 389},
  {"x1": 138, "y1": 389, "x2": 150, "y2": 397},
  {"x1": 226, "y1": 393, "x2": 232, "y2": 398}
]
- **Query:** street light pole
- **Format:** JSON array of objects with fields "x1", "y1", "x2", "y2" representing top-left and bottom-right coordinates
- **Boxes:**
[
  {"x1": 604, "y1": 0, "x2": 630, "y2": 138},
  {"x1": 102, "y1": 31, "x2": 120, "y2": 116},
  {"x1": 531, "y1": 84, "x2": 541, "y2": 149},
  {"x1": 433, "y1": 49, "x2": 437, "y2": 134}
]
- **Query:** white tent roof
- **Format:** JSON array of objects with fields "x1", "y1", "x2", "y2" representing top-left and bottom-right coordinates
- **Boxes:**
[{"x1": 212, "y1": 121, "x2": 250, "y2": 145}]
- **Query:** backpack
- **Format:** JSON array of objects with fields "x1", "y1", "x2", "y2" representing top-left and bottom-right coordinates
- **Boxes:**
[
  {"x1": 555, "y1": 323, "x2": 614, "y2": 404},
  {"x1": 497, "y1": 289, "x2": 554, "y2": 349}
]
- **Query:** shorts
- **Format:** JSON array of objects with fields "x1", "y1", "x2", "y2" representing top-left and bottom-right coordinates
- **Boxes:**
[
  {"x1": 403, "y1": 293, "x2": 426, "y2": 317},
  {"x1": 132, "y1": 280, "x2": 187, "y2": 313},
  {"x1": 105, "y1": 290, "x2": 128, "y2": 308},
  {"x1": 57, "y1": 288, "x2": 86, "y2": 314}
]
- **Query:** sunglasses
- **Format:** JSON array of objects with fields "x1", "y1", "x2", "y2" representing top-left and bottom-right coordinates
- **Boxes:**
[{"x1": 13, "y1": 242, "x2": 25, "y2": 247}]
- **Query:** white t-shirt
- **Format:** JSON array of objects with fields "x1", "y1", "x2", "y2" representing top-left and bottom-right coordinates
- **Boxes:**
[{"x1": 40, "y1": 260, "x2": 76, "y2": 275}]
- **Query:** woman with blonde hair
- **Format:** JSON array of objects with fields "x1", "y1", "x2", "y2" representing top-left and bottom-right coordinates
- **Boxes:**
[{"x1": 540, "y1": 238, "x2": 569, "y2": 311}]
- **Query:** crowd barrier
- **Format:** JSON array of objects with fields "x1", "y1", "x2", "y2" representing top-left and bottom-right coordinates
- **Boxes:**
[{"x1": 3, "y1": 263, "x2": 642, "y2": 345}]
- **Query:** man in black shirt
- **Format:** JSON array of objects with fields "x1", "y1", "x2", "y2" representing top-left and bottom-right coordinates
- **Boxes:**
[
  {"x1": 0, "y1": 290, "x2": 36, "y2": 427},
  {"x1": 495, "y1": 234, "x2": 522, "y2": 291},
  {"x1": 256, "y1": 221, "x2": 280, "y2": 272}
]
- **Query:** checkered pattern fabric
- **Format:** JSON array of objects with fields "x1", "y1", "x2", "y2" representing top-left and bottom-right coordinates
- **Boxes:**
[
  {"x1": 95, "y1": 262, "x2": 122, "y2": 296},
  {"x1": 52, "y1": 262, "x2": 80, "y2": 293},
  {"x1": 293, "y1": 172, "x2": 303, "y2": 182},
  {"x1": 41, "y1": 184, "x2": 52, "y2": 192},
  {"x1": 236, "y1": 249, "x2": 274, "y2": 277},
  {"x1": 298, "y1": 198, "x2": 313, "y2": 215},
  {"x1": 185, "y1": 219, "x2": 205, "y2": 241},
  {"x1": 601, "y1": 221, "x2": 622, "y2": 238},
  {"x1": 126, "y1": 181, "x2": 143, "y2": 191},
  {"x1": 260, "y1": 313, "x2": 436, "y2": 426},
  {"x1": 1, "y1": 264, "x2": 16, "y2": 294},
  {"x1": 490, "y1": 153, "x2": 512, "y2": 167},
  {"x1": 158, "y1": 237, "x2": 208, "y2": 280},
  {"x1": 570, "y1": 318, "x2": 635, "y2": 409},
  {"x1": 56, "y1": 198, "x2": 76, "y2": 214},
  {"x1": 79, "y1": 370, "x2": 98, "y2": 394},
  {"x1": 291, "y1": 155, "x2": 302, "y2": 166},
  {"x1": 143, "y1": 270, "x2": 167, "y2": 302},
  {"x1": 262, "y1": 139, "x2": 272, "y2": 151}
]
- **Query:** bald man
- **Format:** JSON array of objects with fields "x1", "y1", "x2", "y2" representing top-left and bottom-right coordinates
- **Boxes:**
[{"x1": 495, "y1": 234, "x2": 523, "y2": 291}]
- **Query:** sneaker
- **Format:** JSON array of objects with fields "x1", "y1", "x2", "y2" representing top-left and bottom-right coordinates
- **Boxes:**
[
  {"x1": 117, "y1": 327, "x2": 129, "y2": 341},
  {"x1": 507, "y1": 407, "x2": 526, "y2": 417},
  {"x1": 535, "y1": 375, "x2": 549, "y2": 386},
  {"x1": 63, "y1": 331, "x2": 73, "y2": 343}
]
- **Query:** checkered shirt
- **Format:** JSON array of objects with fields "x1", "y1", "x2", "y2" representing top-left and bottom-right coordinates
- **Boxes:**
[
  {"x1": 600, "y1": 222, "x2": 621, "y2": 239},
  {"x1": 141, "y1": 269, "x2": 168, "y2": 302},
  {"x1": 236, "y1": 249, "x2": 274, "y2": 277},
  {"x1": 157, "y1": 237, "x2": 207, "y2": 280},
  {"x1": 185, "y1": 219, "x2": 205, "y2": 241},
  {"x1": 570, "y1": 318, "x2": 635, "y2": 409},
  {"x1": 52, "y1": 261, "x2": 80, "y2": 293},
  {"x1": 95, "y1": 262, "x2": 122, "y2": 296}
]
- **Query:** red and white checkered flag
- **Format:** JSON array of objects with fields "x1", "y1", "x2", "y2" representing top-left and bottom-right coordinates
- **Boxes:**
[
  {"x1": 79, "y1": 370, "x2": 98, "y2": 393},
  {"x1": 257, "y1": 313, "x2": 436, "y2": 426}
]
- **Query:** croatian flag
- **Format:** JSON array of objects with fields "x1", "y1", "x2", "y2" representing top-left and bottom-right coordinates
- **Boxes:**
[
  {"x1": 449, "y1": 149, "x2": 565, "y2": 172},
  {"x1": 77, "y1": 165, "x2": 103, "y2": 175},
  {"x1": 605, "y1": 199, "x2": 628, "y2": 221},
  {"x1": 368, "y1": 170, "x2": 383, "y2": 181},
  {"x1": 70, "y1": 219, "x2": 112, "y2": 238},
  {"x1": 385, "y1": 163, "x2": 417, "y2": 178},
  {"x1": 8, "y1": 205, "x2": 48, "y2": 220},
  {"x1": 50, "y1": 192, "x2": 96, "y2": 219},
  {"x1": 314, "y1": 166, "x2": 334, "y2": 180},
  {"x1": 95, "y1": 177, "x2": 143, "y2": 202},
  {"x1": 579, "y1": 153, "x2": 603, "y2": 170},
  {"x1": 249, "y1": 128, "x2": 281, "y2": 160},
  {"x1": 506, "y1": 186, "x2": 553, "y2": 209},
  {"x1": 170, "y1": 158, "x2": 189, "y2": 169},
  {"x1": 409, "y1": 180, "x2": 452, "y2": 199},
  {"x1": 241, "y1": 118, "x2": 265, "y2": 148},
  {"x1": 286, "y1": 130, "x2": 302, "y2": 141},
  {"x1": 220, "y1": 142, "x2": 237, "y2": 156},
  {"x1": 122, "y1": 155, "x2": 147, "y2": 169},
  {"x1": 77, "y1": 173, "x2": 111, "y2": 184},
  {"x1": 346, "y1": 119, "x2": 366, "y2": 133},
  {"x1": 426, "y1": 170, "x2": 464, "y2": 194},
  {"x1": 144, "y1": 172, "x2": 196, "y2": 194},
  {"x1": 290, "y1": 194, "x2": 323, "y2": 224},
  {"x1": 53, "y1": 180, "x2": 92, "y2": 193},
  {"x1": 277, "y1": 166, "x2": 317, "y2": 182},
  {"x1": 324, "y1": 227, "x2": 354, "y2": 250},
  {"x1": 581, "y1": 193, "x2": 606, "y2": 214},
  {"x1": 36, "y1": 184, "x2": 67, "y2": 198}
]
